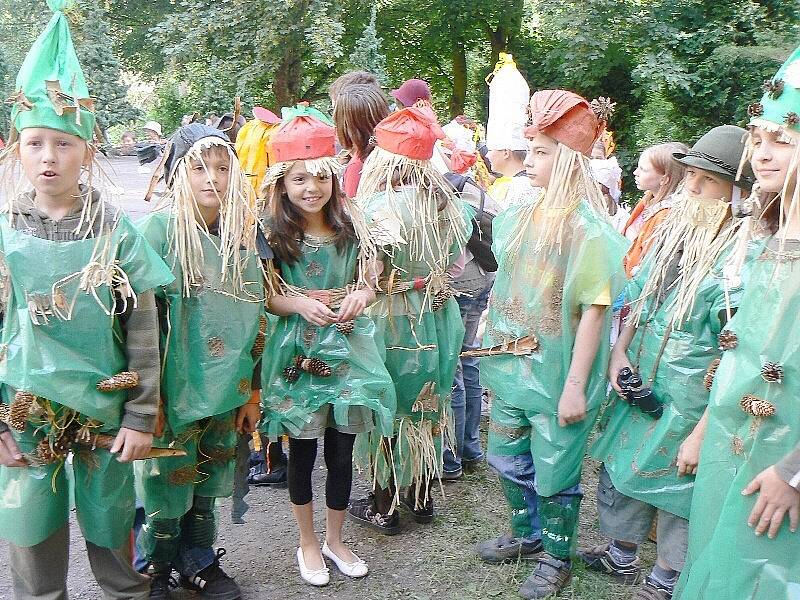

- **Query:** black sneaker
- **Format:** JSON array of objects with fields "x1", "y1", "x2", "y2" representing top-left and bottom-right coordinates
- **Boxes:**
[
  {"x1": 576, "y1": 542, "x2": 641, "y2": 584},
  {"x1": 399, "y1": 490, "x2": 434, "y2": 524},
  {"x1": 347, "y1": 494, "x2": 401, "y2": 535},
  {"x1": 476, "y1": 533, "x2": 543, "y2": 563},
  {"x1": 518, "y1": 553, "x2": 572, "y2": 599},
  {"x1": 148, "y1": 568, "x2": 176, "y2": 600},
  {"x1": 179, "y1": 549, "x2": 242, "y2": 600},
  {"x1": 249, "y1": 465, "x2": 287, "y2": 488},
  {"x1": 632, "y1": 575, "x2": 674, "y2": 600}
]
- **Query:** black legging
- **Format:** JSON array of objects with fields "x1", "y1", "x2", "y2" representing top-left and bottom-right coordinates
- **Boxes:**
[{"x1": 287, "y1": 428, "x2": 356, "y2": 510}]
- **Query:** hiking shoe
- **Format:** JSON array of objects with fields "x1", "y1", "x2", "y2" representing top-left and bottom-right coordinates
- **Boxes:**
[
  {"x1": 518, "y1": 553, "x2": 572, "y2": 599},
  {"x1": 347, "y1": 495, "x2": 401, "y2": 535},
  {"x1": 249, "y1": 465, "x2": 287, "y2": 488},
  {"x1": 632, "y1": 576, "x2": 673, "y2": 600},
  {"x1": 148, "y1": 570, "x2": 176, "y2": 600},
  {"x1": 576, "y1": 542, "x2": 641, "y2": 584},
  {"x1": 462, "y1": 457, "x2": 484, "y2": 474},
  {"x1": 179, "y1": 549, "x2": 242, "y2": 600},
  {"x1": 476, "y1": 533, "x2": 543, "y2": 563},
  {"x1": 399, "y1": 490, "x2": 434, "y2": 524},
  {"x1": 441, "y1": 468, "x2": 463, "y2": 481}
]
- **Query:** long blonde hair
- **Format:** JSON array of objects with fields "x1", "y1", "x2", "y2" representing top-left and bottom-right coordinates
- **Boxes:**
[{"x1": 641, "y1": 142, "x2": 689, "y2": 205}]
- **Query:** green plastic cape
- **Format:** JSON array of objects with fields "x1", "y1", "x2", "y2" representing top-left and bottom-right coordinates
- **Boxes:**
[
  {"x1": 137, "y1": 211, "x2": 264, "y2": 433},
  {"x1": 259, "y1": 236, "x2": 396, "y2": 439},
  {"x1": 12, "y1": 0, "x2": 96, "y2": 140},
  {"x1": 676, "y1": 240, "x2": 800, "y2": 599},
  {"x1": 480, "y1": 199, "x2": 628, "y2": 496}
]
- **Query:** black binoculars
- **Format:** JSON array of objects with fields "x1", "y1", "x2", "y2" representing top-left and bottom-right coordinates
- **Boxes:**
[{"x1": 616, "y1": 367, "x2": 663, "y2": 419}]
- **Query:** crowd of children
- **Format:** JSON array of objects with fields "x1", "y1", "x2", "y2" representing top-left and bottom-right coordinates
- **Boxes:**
[{"x1": 1, "y1": 3, "x2": 799, "y2": 600}]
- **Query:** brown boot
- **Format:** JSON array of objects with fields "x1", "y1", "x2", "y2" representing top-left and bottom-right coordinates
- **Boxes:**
[
  {"x1": 632, "y1": 576, "x2": 673, "y2": 600},
  {"x1": 518, "y1": 553, "x2": 572, "y2": 599}
]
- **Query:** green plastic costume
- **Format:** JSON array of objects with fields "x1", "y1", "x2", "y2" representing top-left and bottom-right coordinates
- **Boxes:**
[
  {"x1": 0, "y1": 214, "x2": 174, "y2": 548},
  {"x1": 481, "y1": 199, "x2": 628, "y2": 497},
  {"x1": 592, "y1": 244, "x2": 759, "y2": 519},
  {"x1": 260, "y1": 235, "x2": 396, "y2": 440},
  {"x1": 356, "y1": 186, "x2": 470, "y2": 492},
  {"x1": 11, "y1": 0, "x2": 95, "y2": 141},
  {"x1": 676, "y1": 240, "x2": 800, "y2": 598}
]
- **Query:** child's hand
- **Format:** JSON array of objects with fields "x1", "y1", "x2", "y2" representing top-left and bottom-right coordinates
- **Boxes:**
[
  {"x1": 110, "y1": 428, "x2": 154, "y2": 462},
  {"x1": 677, "y1": 431, "x2": 703, "y2": 476},
  {"x1": 237, "y1": 390, "x2": 261, "y2": 434},
  {"x1": 337, "y1": 288, "x2": 376, "y2": 322},
  {"x1": 743, "y1": 466, "x2": 800, "y2": 538},
  {"x1": 0, "y1": 430, "x2": 26, "y2": 467},
  {"x1": 296, "y1": 297, "x2": 337, "y2": 326},
  {"x1": 558, "y1": 379, "x2": 587, "y2": 426},
  {"x1": 608, "y1": 350, "x2": 633, "y2": 394}
]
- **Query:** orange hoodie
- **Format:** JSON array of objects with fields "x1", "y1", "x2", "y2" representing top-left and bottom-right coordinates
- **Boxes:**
[{"x1": 622, "y1": 195, "x2": 673, "y2": 277}]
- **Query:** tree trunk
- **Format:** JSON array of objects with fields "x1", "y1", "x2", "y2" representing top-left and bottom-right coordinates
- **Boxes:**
[
  {"x1": 272, "y1": 1, "x2": 311, "y2": 107},
  {"x1": 450, "y1": 38, "x2": 467, "y2": 118}
]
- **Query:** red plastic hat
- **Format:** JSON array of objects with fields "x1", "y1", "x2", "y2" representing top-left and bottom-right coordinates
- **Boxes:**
[
  {"x1": 269, "y1": 104, "x2": 336, "y2": 162},
  {"x1": 253, "y1": 106, "x2": 281, "y2": 124},
  {"x1": 391, "y1": 79, "x2": 432, "y2": 107},
  {"x1": 375, "y1": 105, "x2": 445, "y2": 160},
  {"x1": 524, "y1": 90, "x2": 605, "y2": 156}
]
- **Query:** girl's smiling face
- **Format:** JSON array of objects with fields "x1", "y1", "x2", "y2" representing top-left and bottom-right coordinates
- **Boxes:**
[
  {"x1": 750, "y1": 126, "x2": 798, "y2": 195},
  {"x1": 282, "y1": 161, "x2": 333, "y2": 217}
]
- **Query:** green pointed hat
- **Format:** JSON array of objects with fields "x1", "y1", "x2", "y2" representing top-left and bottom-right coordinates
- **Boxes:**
[
  {"x1": 747, "y1": 46, "x2": 800, "y2": 134},
  {"x1": 10, "y1": 0, "x2": 95, "y2": 141}
]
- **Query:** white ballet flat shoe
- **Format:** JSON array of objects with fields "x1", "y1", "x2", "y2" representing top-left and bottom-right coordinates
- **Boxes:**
[
  {"x1": 296, "y1": 547, "x2": 330, "y2": 586},
  {"x1": 322, "y1": 541, "x2": 369, "y2": 578}
]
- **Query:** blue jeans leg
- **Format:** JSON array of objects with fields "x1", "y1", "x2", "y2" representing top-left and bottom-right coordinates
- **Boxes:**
[{"x1": 488, "y1": 452, "x2": 542, "y2": 541}]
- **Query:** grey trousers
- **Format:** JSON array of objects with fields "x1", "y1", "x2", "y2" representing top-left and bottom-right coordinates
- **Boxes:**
[
  {"x1": 9, "y1": 523, "x2": 150, "y2": 600},
  {"x1": 597, "y1": 466, "x2": 689, "y2": 571}
]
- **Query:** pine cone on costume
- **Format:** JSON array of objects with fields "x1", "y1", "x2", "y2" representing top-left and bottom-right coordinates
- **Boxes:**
[
  {"x1": 96, "y1": 371, "x2": 140, "y2": 392},
  {"x1": 718, "y1": 330, "x2": 738, "y2": 351},
  {"x1": 739, "y1": 395, "x2": 776, "y2": 417},
  {"x1": 251, "y1": 316, "x2": 268, "y2": 358},
  {"x1": 761, "y1": 362, "x2": 784, "y2": 383},
  {"x1": 747, "y1": 102, "x2": 764, "y2": 118},
  {"x1": 763, "y1": 78, "x2": 785, "y2": 99},
  {"x1": 8, "y1": 391, "x2": 36, "y2": 431},
  {"x1": 432, "y1": 289, "x2": 452, "y2": 312},
  {"x1": 785, "y1": 112, "x2": 800, "y2": 128},
  {"x1": 294, "y1": 355, "x2": 332, "y2": 377},
  {"x1": 704, "y1": 358, "x2": 721, "y2": 392},
  {"x1": 335, "y1": 320, "x2": 355, "y2": 336},
  {"x1": 283, "y1": 365, "x2": 300, "y2": 383},
  {"x1": 35, "y1": 439, "x2": 60, "y2": 464}
]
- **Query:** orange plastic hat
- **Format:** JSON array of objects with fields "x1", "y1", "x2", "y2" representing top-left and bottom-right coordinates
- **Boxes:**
[
  {"x1": 269, "y1": 103, "x2": 336, "y2": 162},
  {"x1": 524, "y1": 90, "x2": 605, "y2": 156},
  {"x1": 374, "y1": 105, "x2": 445, "y2": 160}
]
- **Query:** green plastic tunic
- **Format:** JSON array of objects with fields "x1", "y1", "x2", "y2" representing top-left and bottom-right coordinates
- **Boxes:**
[
  {"x1": 480, "y1": 199, "x2": 628, "y2": 496},
  {"x1": 0, "y1": 212, "x2": 173, "y2": 548},
  {"x1": 676, "y1": 240, "x2": 800, "y2": 599},
  {"x1": 592, "y1": 244, "x2": 759, "y2": 518},
  {"x1": 259, "y1": 235, "x2": 396, "y2": 440},
  {"x1": 137, "y1": 211, "x2": 264, "y2": 433}
]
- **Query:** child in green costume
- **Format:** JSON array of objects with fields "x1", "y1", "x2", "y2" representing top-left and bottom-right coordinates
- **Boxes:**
[
  {"x1": 477, "y1": 90, "x2": 628, "y2": 599},
  {"x1": 582, "y1": 125, "x2": 755, "y2": 600},
  {"x1": 346, "y1": 103, "x2": 471, "y2": 533},
  {"x1": 0, "y1": 2, "x2": 174, "y2": 598},
  {"x1": 675, "y1": 47, "x2": 800, "y2": 600},
  {"x1": 257, "y1": 105, "x2": 396, "y2": 587},
  {"x1": 135, "y1": 123, "x2": 264, "y2": 600}
]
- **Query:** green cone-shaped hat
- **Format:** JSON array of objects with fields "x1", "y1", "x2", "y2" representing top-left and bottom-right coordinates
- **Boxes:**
[
  {"x1": 748, "y1": 46, "x2": 800, "y2": 134},
  {"x1": 10, "y1": 0, "x2": 95, "y2": 140}
]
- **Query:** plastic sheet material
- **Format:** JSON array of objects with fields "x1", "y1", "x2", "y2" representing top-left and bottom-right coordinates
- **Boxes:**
[
  {"x1": 0, "y1": 213, "x2": 174, "y2": 427},
  {"x1": 234, "y1": 118, "x2": 279, "y2": 194},
  {"x1": 260, "y1": 237, "x2": 396, "y2": 440},
  {"x1": 676, "y1": 240, "x2": 800, "y2": 599},
  {"x1": 592, "y1": 243, "x2": 761, "y2": 518},
  {"x1": 138, "y1": 211, "x2": 264, "y2": 433},
  {"x1": 480, "y1": 198, "x2": 628, "y2": 496}
]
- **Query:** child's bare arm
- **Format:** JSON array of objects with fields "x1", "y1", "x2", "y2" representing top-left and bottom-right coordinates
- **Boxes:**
[{"x1": 268, "y1": 294, "x2": 337, "y2": 326}]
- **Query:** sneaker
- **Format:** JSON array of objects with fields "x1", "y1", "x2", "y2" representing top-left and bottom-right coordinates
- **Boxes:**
[
  {"x1": 347, "y1": 495, "x2": 401, "y2": 535},
  {"x1": 249, "y1": 465, "x2": 287, "y2": 488},
  {"x1": 441, "y1": 468, "x2": 463, "y2": 481},
  {"x1": 476, "y1": 533, "x2": 542, "y2": 563},
  {"x1": 179, "y1": 549, "x2": 242, "y2": 600},
  {"x1": 518, "y1": 553, "x2": 572, "y2": 599},
  {"x1": 462, "y1": 456, "x2": 484, "y2": 474},
  {"x1": 576, "y1": 542, "x2": 641, "y2": 584},
  {"x1": 632, "y1": 576, "x2": 673, "y2": 600},
  {"x1": 399, "y1": 490, "x2": 434, "y2": 524},
  {"x1": 148, "y1": 569, "x2": 176, "y2": 600}
]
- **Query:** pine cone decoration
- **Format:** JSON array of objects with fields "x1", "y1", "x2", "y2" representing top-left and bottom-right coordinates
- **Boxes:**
[
  {"x1": 251, "y1": 332, "x2": 266, "y2": 358},
  {"x1": 35, "y1": 439, "x2": 60, "y2": 464},
  {"x1": 740, "y1": 395, "x2": 776, "y2": 417},
  {"x1": 785, "y1": 112, "x2": 800, "y2": 128},
  {"x1": 761, "y1": 362, "x2": 784, "y2": 383},
  {"x1": 747, "y1": 102, "x2": 764, "y2": 117},
  {"x1": 283, "y1": 365, "x2": 300, "y2": 383},
  {"x1": 704, "y1": 358, "x2": 721, "y2": 392},
  {"x1": 718, "y1": 330, "x2": 738, "y2": 351},
  {"x1": 763, "y1": 78, "x2": 785, "y2": 99},
  {"x1": 335, "y1": 320, "x2": 355, "y2": 336},
  {"x1": 295, "y1": 355, "x2": 332, "y2": 377},
  {"x1": 8, "y1": 391, "x2": 36, "y2": 431},
  {"x1": 432, "y1": 289, "x2": 452, "y2": 312},
  {"x1": 97, "y1": 371, "x2": 140, "y2": 392}
]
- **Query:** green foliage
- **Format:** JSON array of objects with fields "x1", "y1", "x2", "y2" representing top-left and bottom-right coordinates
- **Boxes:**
[{"x1": 348, "y1": 5, "x2": 388, "y2": 85}]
